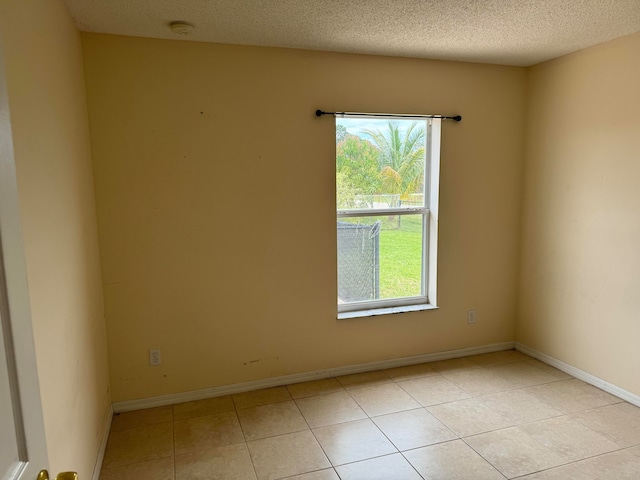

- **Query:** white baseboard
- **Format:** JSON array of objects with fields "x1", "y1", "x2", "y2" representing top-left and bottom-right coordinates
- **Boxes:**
[
  {"x1": 113, "y1": 341, "x2": 515, "y2": 412},
  {"x1": 515, "y1": 342, "x2": 640, "y2": 408},
  {"x1": 91, "y1": 402, "x2": 113, "y2": 480}
]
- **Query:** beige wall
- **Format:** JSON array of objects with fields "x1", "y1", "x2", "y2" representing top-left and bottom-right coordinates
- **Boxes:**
[
  {"x1": 517, "y1": 33, "x2": 640, "y2": 397},
  {"x1": 82, "y1": 34, "x2": 526, "y2": 402},
  {"x1": 0, "y1": 0, "x2": 111, "y2": 477}
]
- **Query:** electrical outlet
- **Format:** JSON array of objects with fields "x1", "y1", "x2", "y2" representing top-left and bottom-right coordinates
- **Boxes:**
[
  {"x1": 468, "y1": 310, "x2": 477, "y2": 324},
  {"x1": 149, "y1": 348, "x2": 161, "y2": 366}
]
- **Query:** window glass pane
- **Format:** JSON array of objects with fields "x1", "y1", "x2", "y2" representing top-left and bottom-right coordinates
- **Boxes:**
[
  {"x1": 337, "y1": 214, "x2": 423, "y2": 303},
  {"x1": 336, "y1": 118, "x2": 427, "y2": 211}
]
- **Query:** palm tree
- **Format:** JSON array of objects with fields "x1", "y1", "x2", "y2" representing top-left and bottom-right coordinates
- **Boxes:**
[{"x1": 364, "y1": 121, "x2": 426, "y2": 205}]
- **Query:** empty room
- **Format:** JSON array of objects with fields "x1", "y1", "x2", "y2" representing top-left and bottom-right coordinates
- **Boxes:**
[{"x1": 1, "y1": 1, "x2": 640, "y2": 479}]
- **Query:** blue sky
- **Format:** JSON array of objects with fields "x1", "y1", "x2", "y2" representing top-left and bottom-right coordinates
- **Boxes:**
[{"x1": 337, "y1": 117, "x2": 424, "y2": 139}]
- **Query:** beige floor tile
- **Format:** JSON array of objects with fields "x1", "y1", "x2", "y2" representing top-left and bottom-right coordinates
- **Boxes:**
[
  {"x1": 427, "y1": 398, "x2": 515, "y2": 437},
  {"x1": 233, "y1": 387, "x2": 292, "y2": 409},
  {"x1": 348, "y1": 383, "x2": 421, "y2": 417},
  {"x1": 247, "y1": 430, "x2": 330, "y2": 480},
  {"x1": 313, "y1": 419, "x2": 397, "y2": 466},
  {"x1": 575, "y1": 449, "x2": 640, "y2": 479},
  {"x1": 100, "y1": 456, "x2": 175, "y2": 480},
  {"x1": 100, "y1": 457, "x2": 175, "y2": 480},
  {"x1": 404, "y1": 439, "x2": 505, "y2": 480},
  {"x1": 521, "y1": 358, "x2": 573, "y2": 380},
  {"x1": 336, "y1": 370, "x2": 392, "y2": 390},
  {"x1": 110, "y1": 406, "x2": 173, "y2": 432},
  {"x1": 398, "y1": 375, "x2": 471, "y2": 407},
  {"x1": 99, "y1": 354, "x2": 639, "y2": 480},
  {"x1": 571, "y1": 402, "x2": 640, "y2": 447},
  {"x1": 517, "y1": 464, "x2": 594, "y2": 479},
  {"x1": 173, "y1": 395, "x2": 235, "y2": 421},
  {"x1": 465, "y1": 426, "x2": 565, "y2": 478},
  {"x1": 477, "y1": 389, "x2": 563, "y2": 425},
  {"x1": 428, "y1": 357, "x2": 480, "y2": 373},
  {"x1": 335, "y1": 453, "x2": 423, "y2": 480},
  {"x1": 174, "y1": 443, "x2": 256, "y2": 480},
  {"x1": 295, "y1": 391, "x2": 367, "y2": 428},
  {"x1": 284, "y1": 469, "x2": 340, "y2": 480},
  {"x1": 372, "y1": 408, "x2": 456, "y2": 451},
  {"x1": 174, "y1": 411, "x2": 244, "y2": 454},
  {"x1": 487, "y1": 361, "x2": 560, "y2": 388},
  {"x1": 467, "y1": 350, "x2": 527, "y2": 367},
  {"x1": 524, "y1": 379, "x2": 621, "y2": 413},
  {"x1": 442, "y1": 368, "x2": 517, "y2": 396},
  {"x1": 103, "y1": 421, "x2": 173, "y2": 468},
  {"x1": 520, "y1": 416, "x2": 619, "y2": 462},
  {"x1": 237, "y1": 400, "x2": 308, "y2": 441},
  {"x1": 383, "y1": 362, "x2": 438, "y2": 381},
  {"x1": 286, "y1": 378, "x2": 345, "y2": 399}
]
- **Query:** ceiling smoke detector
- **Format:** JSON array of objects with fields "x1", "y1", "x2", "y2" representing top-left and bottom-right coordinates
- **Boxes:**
[{"x1": 169, "y1": 21, "x2": 195, "y2": 36}]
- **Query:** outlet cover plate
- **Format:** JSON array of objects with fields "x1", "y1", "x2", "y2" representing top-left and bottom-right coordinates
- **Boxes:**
[{"x1": 149, "y1": 349, "x2": 161, "y2": 366}]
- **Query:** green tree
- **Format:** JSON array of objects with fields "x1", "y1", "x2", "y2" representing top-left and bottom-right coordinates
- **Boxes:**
[
  {"x1": 364, "y1": 121, "x2": 426, "y2": 201},
  {"x1": 336, "y1": 124, "x2": 348, "y2": 143},
  {"x1": 336, "y1": 171, "x2": 358, "y2": 209},
  {"x1": 336, "y1": 135, "x2": 381, "y2": 208}
]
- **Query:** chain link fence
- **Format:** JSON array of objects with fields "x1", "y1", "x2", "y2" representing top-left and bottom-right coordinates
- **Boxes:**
[{"x1": 337, "y1": 221, "x2": 380, "y2": 303}]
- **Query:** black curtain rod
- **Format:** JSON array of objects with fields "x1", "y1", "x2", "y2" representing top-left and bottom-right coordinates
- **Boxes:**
[{"x1": 315, "y1": 109, "x2": 462, "y2": 122}]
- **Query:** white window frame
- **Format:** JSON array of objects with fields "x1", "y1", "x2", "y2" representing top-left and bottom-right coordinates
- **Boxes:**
[{"x1": 337, "y1": 117, "x2": 441, "y2": 319}]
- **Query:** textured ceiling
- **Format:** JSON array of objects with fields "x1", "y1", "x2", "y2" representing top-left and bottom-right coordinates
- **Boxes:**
[{"x1": 63, "y1": 0, "x2": 640, "y2": 66}]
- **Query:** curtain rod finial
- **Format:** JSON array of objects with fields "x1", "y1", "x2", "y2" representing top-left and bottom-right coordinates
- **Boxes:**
[{"x1": 315, "y1": 109, "x2": 324, "y2": 117}]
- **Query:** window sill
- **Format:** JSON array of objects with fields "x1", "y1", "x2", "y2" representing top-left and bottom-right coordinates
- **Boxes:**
[{"x1": 338, "y1": 303, "x2": 438, "y2": 320}]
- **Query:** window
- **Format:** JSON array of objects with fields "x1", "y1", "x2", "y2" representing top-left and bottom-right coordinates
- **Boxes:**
[{"x1": 336, "y1": 115, "x2": 441, "y2": 318}]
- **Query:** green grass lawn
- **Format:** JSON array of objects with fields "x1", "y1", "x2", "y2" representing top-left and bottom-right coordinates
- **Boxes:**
[{"x1": 378, "y1": 215, "x2": 422, "y2": 298}]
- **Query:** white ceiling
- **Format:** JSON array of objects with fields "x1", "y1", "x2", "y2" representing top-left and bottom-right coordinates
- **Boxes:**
[{"x1": 63, "y1": 0, "x2": 640, "y2": 66}]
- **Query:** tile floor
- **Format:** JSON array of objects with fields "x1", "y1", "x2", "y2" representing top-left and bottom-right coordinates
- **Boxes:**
[{"x1": 99, "y1": 350, "x2": 640, "y2": 479}]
